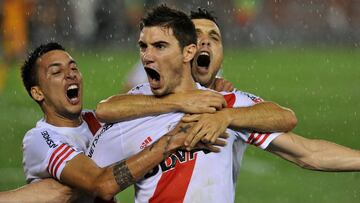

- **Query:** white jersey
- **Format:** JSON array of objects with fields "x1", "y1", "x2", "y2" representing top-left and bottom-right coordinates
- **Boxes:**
[
  {"x1": 87, "y1": 83, "x2": 282, "y2": 203},
  {"x1": 23, "y1": 110, "x2": 101, "y2": 183}
]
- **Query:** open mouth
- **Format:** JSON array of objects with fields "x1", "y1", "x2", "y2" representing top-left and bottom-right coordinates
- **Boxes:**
[
  {"x1": 66, "y1": 84, "x2": 80, "y2": 104},
  {"x1": 196, "y1": 51, "x2": 211, "y2": 74},
  {"x1": 144, "y1": 67, "x2": 161, "y2": 90},
  {"x1": 144, "y1": 67, "x2": 160, "y2": 81}
]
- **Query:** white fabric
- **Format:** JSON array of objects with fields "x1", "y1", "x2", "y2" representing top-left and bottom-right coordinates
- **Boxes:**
[{"x1": 23, "y1": 110, "x2": 98, "y2": 183}]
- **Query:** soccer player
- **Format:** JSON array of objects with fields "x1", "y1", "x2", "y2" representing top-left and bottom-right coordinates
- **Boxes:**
[
  {"x1": 20, "y1": 42, "x2": 226, "y2": 201},
  {"x1": 88, "y1": 5, "x2": 360, "y2": 203}
]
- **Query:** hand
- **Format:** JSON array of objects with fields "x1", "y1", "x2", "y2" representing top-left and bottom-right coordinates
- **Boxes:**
[
  {"x1": 213, "y1": 78, "x2": 234, "y2": 92},
  {"x1": 181, "y1": 111, "x2": 232, "y2": 150},
  {"x1": 167, "y1": 90, "x2": 227, "y2": 114},
  {"x1": 168, "y1": 121, "x2": 228, "y2": 153},
  {"x1": 192, "y1": 133, "x2": 229, "y2": 153}
]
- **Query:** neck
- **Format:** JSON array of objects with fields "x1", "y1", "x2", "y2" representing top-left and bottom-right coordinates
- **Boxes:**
[
  {"x1": 45, "y1": 114, "x2": 82, "y2": 127},
  {"x1": 173, "y1": 65, "x2": 197, "y2": 93},
  {"x1": 42, "y1": 108, "x2": 82, "y2": 127}
]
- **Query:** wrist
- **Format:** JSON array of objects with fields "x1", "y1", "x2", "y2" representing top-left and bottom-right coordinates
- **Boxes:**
[
  {"x1": 163, "y1": 94, "x2": 182, "y2": 112},
  {"x1": 219, "y1": 108, "x2": 233, "y2": 125}
]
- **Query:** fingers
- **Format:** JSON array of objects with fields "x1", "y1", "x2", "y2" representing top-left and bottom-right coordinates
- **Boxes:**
[
  {"x1": 182, "y1": 114, "x2": 200, "y2": 122},
  {"x1": 214, "y1": 80, "x2": 225, "y2": 92},
  {"x1": 195, "y1": 142, "x2": 221, "y2": 153},
  {"x1": 213, "y1": 138, "x2": 227, "y2": 147},
  {"x1": 189, "y1": 129, "x2": 207, "y2": 150},
  {"x1": 223, "y1": 82, "x2": 234, "y2": 92},
  {"x1": 204, "y1": 144, "x2": 221, "y2": 153},
  {"x1": 184, "y1": 122, "x2": 202, "y2": 148},
  {"x1": 219, "y1": 132, "x2": 230, "y2": 139}
]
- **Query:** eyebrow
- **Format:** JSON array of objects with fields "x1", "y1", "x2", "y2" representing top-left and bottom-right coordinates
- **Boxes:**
[
  {"x1": 152, "y1": 41, "x2": 169, "y2": 46},
  {"x1": 47, "y1": 60, "x2": 77, "y2": 69},
  {"x1": 196, "y1": 28, "x2": 221, "y2": 38}
]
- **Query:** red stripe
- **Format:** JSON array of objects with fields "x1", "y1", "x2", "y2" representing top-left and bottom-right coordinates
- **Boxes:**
[
  {"x1": 50, "y1": 145, "x2": 71, "y2": 176},
  {"x1": 149, "y1": 152, "x2": 197, "y2": 203},
  {"x1": 223, "y1": 93, "x2": 236, "y2": 108},
  {"x1": 255, "y1": 133, "x2": 270, "y2": 147},
  {"x1": 251, "y1": 133, "x2": 262, "y2": 145},
  {"x1": 246, "y1": 132, "x2": 255, "y2": 144},
  {"x1": 47, "y1": 144, "x2": 66, "y2": 174},
  {"x1": 53, "y1": 148, "x2": 74, "y2": 177},
  {"x1": 82, "y1": 112, "x2": 101, "y2": 135}
]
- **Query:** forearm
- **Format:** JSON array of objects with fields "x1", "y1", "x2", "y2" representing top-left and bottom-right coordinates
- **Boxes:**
[
  {"x1": 225, "y1": 101, "x2": 297, "y2": 132},
  {"x1": 0, "y1": 180, "x2": 72, "y2": 203},
  {"x1": 96, "y1": 94, "x2": 180, "y2": 123},
  {"x1": 298, "y1": 139, "x2": 360, "y2": 171},
  {"x1": 0, "y1": 188, "x2": 30, "y2": 203},
  {"x1": 268, "y1": 132, "x2": 360, "y2": 172},
  {"x1": 112, "y1": 123, "x2": 190, "y2": 186}
]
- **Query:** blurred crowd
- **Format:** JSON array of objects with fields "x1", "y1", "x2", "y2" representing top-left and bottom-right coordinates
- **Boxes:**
[{"x1": 0, "y1": 0, "x2": 359, "y2": 92}]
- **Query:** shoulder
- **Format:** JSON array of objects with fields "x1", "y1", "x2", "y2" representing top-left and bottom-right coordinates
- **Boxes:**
[
  {"x1": 218, "y1": 89, "x2": 263, "y2": 108},
  {"x1": 23, "y1": 126, "x2": 62, "y2": 150}
]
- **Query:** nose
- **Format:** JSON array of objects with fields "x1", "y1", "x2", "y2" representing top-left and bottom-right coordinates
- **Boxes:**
[
  {"x1": 141, "y1": 48, "x2": 154, "y2": 67},
  {"x1": 65, "y1": 68, "x2": 77, "y2": 80},
  {"x1": 199, "y1": 38, "x2": 211, "y2": 48}
]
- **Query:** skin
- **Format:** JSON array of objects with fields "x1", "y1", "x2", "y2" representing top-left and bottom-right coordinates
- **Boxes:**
[
  {"x1": 0, "y1": 179, "x2": 74, "y2": 203},
  {"x1": 138, "y1": 26, "x2": 197, "y2": 96},
  {"x1": 31, "y1": 50, "x2": 83, "y2": 126},
  {"x1": 191, "y1": 19, "x2": 224, "y2": 89}
]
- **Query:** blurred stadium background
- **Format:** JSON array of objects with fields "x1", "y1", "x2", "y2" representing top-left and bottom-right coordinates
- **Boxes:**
[{"x1": 0, "y1": 0, "x2": 359, "y2": 202}]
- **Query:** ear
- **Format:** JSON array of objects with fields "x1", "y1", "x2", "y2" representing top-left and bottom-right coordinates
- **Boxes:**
[
  {"x1": 183, "y1": 44, "x2": 197, "y2": 63},
  {"x1": 30, "y1": 86, "x2": 44, "y2": 102}
]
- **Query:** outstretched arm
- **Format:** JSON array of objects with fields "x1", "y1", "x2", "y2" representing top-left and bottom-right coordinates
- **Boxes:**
[
  {"x1": 0, "y1": 179, "x2": 74, "y2": 203},
  {"x1": 96, "y1": 90, "x2": 226, "y2": 123},
  {"x1": 266, "y1": 132, "x2": 360, "y2": 171}
]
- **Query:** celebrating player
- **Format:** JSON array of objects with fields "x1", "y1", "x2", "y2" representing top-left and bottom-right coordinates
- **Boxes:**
[{"x1": 88, "y1": 5, "x2": 360, "y2": 203}]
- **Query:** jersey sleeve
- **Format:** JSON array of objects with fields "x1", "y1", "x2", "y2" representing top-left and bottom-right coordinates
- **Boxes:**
[
  {"x1": 223, "y1": 89, "x2": 264, "y2": 108},
  {"x1": 224, "y1": 89, "x2": 282, "y2": 149},
  {"x1": 233, "y1": 130, "x2": 282, "y2": 149},
  {"x1": 22, "y1": 129, "x2": 82, "y2": 183}
]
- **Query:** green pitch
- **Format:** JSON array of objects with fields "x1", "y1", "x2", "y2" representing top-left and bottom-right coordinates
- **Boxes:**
[{"x1": 0, "y1": 47, "x2": 359, "y2": 202}]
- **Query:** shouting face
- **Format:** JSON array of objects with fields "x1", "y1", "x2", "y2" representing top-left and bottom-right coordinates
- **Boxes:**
[
  {"x1": 138, "y1": 26, "x2": 185, "y2": 96},
  {"x1": 31, "y1": 50, "x2": 83, "y2": 123},
  {"x1": 191, "y1": 19, "x2": 223, "y2": 88}
]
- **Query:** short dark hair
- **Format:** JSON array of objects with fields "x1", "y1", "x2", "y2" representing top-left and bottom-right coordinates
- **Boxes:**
[
  {"x1": 139, "y1": 5, "x2": 197, "y2": 49},
  {"x1": 21, "y1": 42, "x2": 65, "y2": 99},
  {"x1": 190, "y1": 7, "x2": 219, "y2": 27}
]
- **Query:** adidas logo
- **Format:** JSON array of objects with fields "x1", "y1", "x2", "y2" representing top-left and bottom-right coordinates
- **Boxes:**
[{"x1": 140, "y1": 136, "x2": 153, "y2": 149}]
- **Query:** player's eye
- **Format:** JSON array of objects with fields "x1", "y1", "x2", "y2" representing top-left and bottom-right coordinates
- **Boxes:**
[
  {"x1": 211, "y1": 35, "x2": 220, "y2": 42},
  {"x1": 155, "y1": 43, "x2": 166, "y2": 49},
  {"x1": 138, "y1": 42, "x2": 147, "y2": 51},
  {"x1": 50, "y1": 67, "x2": 61, "y2": 75}
]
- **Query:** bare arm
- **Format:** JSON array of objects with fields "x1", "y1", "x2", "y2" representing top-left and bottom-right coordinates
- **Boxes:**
[
  {"x1": 60, "y1": 121, "x2": 226, "y2": 200},
  {"x1": 0, "y1": 179, "x2": 73, "y2": 203},
  {"x1": 222, "y1": 101, "x2": 297, "y2": 132},
  {"x1": 95, "y1": 90, "x2": 226, "y2": 123},
  {"x1": 182, "y1": 101, "x2": 297, "y2": 148},
  {"x1": 267, "y1": 132, "x2": 360, "y2": 171}
]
